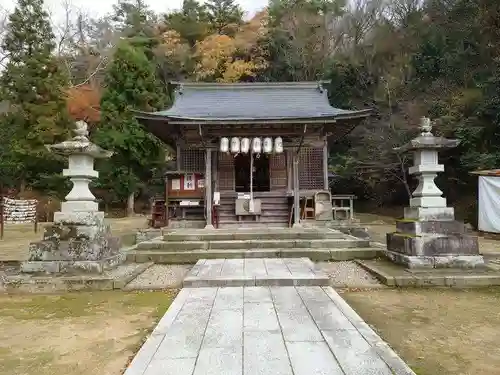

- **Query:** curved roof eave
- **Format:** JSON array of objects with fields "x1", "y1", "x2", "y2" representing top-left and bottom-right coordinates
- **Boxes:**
[{"x1": 133, "y1": 109, "x2": 373, "y2": 123}]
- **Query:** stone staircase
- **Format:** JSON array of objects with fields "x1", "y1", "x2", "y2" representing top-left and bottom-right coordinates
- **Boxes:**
[
  {"x1": 126, "y1": 228, "x2": 381, "y2": 264},
  {"x1": 217, "y1": 192, "x2": 289, "y2": 229}
]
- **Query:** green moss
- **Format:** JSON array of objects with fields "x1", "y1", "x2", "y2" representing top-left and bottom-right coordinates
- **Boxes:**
[
  {"x1": 120, "y1": 233, "x2": 137, "y2": 247},
  {"x1": 0, "y1": 290, "x2": 177, "y2": 320}
]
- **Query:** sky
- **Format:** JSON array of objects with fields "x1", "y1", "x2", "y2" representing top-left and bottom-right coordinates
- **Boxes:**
[{"x1": 1, "y1": 0, "x2": 269, "y2": 22}]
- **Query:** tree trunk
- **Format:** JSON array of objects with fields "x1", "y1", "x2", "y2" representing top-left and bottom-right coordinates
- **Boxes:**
[
  {"x1": 19, "y1": 178, "x2": 26, "y2": 194},
  {"x1": 127, "y1": 192, "x2": 135, "y2": 217}
]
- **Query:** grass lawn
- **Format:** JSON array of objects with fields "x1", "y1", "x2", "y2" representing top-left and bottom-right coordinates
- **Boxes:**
[
  {"x1": 341, "y1": 288, "x2": 500, "y2": 375},
  {"x1": 0, "y1": 290, "x2": 177, "y2": 375}
]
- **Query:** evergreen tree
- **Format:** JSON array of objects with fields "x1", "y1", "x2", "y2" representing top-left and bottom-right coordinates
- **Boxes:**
[
  {"x1": 205, "y1": 0, "x2": 243, "y2": 35},
  {"x1": 0, "y1": 0, "x2": 71, "y2": 192},
  {"x1": 112, "y1": 0, "x2": 158, "y2": 58},
  {"x1": 165, "y1": 0, "x2": 210, "y2": 47},
  {"x1": 94, "y1": 41, "x2": 166, "y2": 214}
]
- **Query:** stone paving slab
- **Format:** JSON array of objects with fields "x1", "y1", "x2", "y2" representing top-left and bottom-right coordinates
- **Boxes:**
[
  {"x1": 124, "y1": 286, "x2": 415, "y2": 375},
  {"x1": 182, "y1": 258, "x2": 330, "y2": 287}
]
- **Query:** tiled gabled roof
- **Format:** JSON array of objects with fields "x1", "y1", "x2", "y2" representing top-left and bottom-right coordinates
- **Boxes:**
[{"x1": 135, "y1": 82, "x2": 371, "y2": 121}]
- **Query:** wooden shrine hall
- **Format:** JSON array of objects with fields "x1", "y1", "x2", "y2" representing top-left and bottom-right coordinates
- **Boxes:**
[{"x1": 135, "y1": 82, "x2": 371, "y2": 229}]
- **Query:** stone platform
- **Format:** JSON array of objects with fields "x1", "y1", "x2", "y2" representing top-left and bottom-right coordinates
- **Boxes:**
[
  {"x1": 357, "y1": 258, "x2": 500, "y2": 287},
  {"x1": 183, "y1": 258, "x2": 330, "y2": 287},
  {"x1": 125, "y1": 286, "x2": 415, "y2": 375},
  {"x1": 128, "y1": 228, "x2": 380, "y2": 264}
]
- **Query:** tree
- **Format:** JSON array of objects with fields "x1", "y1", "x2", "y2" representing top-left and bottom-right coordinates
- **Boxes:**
[
  {"x1": 205, "y1": 0, "x2": 243, "y2": 35},
  {"x1": 164, "y1": 0, "x2": 210, "y2": 47},
  {"x1": 193, "y1": 14, "x2": 268, "y2": 83},
  {"x1": 263, "y1": 0, "x2": 346, "y2": 81},
  {"x1": 0, "y1": 5, "x2": 8, "y2": 68},
  {"x1": 94, "y1": 41, "x2": 166, "y2": 215},
  {"x1": 154, "y1": 29, "x2": 192, "y2": 81},
  {"x1": 112, "y1": 0, "x2": 159, "y2": 58},
  {"x1": 66, "y1": 84, "x2": 101, "y2": 123},
  {"x1": 0, "y1": 0, "x2": 72, "y2": 192}
]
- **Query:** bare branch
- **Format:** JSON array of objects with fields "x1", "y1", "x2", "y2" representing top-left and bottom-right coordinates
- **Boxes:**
[{"x1": 0, "y1": 5, "x2": 9, "y2": 68}]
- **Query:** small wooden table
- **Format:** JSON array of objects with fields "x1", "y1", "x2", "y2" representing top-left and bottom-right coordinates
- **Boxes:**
[{"x1": 331, "y1": 195, "x2": 356, "y2": 220}]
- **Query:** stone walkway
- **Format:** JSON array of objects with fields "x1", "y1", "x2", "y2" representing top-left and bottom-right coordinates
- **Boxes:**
[
  {"x1": 125, "y1": 285, "x2": 415, "y2": 375},
  {"x1": 183, "y1": 258, "x2": 329, "y2": 287}
]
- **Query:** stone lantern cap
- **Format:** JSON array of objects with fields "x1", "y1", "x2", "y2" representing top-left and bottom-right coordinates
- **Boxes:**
[
  {"x1": 45, "y1": 121, "x2": 113, "y2": 159},
  {"x1": 393, "y1": 117, "x2": 460, "y2": 153}
]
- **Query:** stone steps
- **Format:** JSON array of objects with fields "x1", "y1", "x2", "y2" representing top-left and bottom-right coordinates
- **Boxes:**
[
  {"x1": 218, "y1": 221, "x2": 289, "y2": 229},
  {"x1": 126, "y1": 247, "x2": 380, "y2": 264},
  {"x1": 161, "y1": 229, "x2": 346, "y2": 242},
  {"x1": 138, "y1": 238, "x2": 369, "y2": 252}
]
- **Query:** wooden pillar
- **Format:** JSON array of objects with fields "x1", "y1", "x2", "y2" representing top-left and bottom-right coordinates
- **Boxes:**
[
  {"x1": 164, "y1": 175, "x2": 169, "y2": 227},
  {"x1": 292, "y1": 152, "x2": 301, "y2": 228},
  {"x1": 323, "y1": 136, "x2": 329, "y2": 190},
  {"x1": 176, "y1": 145, "x2": 181, "y2": 170},
  {"x1": 286, "y1": 149, "x2": 292, "y2": 192},
  {"x1": 204, "y1": 148, "x2": 214, "y2": 229}
]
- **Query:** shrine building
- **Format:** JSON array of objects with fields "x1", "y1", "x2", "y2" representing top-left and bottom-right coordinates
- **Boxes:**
[{"x1": 134, "y1": 81, "x2": 371, "y2": 229}]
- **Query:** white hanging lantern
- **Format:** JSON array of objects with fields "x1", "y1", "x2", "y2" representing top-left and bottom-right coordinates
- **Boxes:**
[
  {"x1": 240, "y1": 137, "x2": 250, "y2": 154},
  {"x1": 263, "y1": 137, "x2": 273, "y2": 154},
  {"x1": 252, "y1": 137, "x2": 262, "y2": 154},
  {"x1": 274, "y1": 137, "x2": 283, "y2": 154},
  {"x1": 230, "y1": 137, "x2": 240, "y2": 154},
  {"x1": 220, "y1": 137, "x2": 229, "y2": 153}
]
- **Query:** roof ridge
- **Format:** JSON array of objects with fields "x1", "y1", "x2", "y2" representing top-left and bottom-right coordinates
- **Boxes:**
[{"x1": 170, "y1": 81, "x2": 328, "y2": 90}]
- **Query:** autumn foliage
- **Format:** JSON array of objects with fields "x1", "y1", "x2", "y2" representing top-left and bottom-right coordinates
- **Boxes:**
[
  {"x1": 192, "y1": 11, "x2": 268, "y2": 82},
  {"x1": 66, "y1": 84, "x2": 101, "y2": 123}
]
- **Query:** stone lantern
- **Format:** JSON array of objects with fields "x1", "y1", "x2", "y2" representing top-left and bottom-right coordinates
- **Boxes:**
[
  {"x1": 21, "y1": 121, "x2": 122, "y2": 274},
  {"x1": 386, "y1": 117, "x2": 484, "y2": 268}
]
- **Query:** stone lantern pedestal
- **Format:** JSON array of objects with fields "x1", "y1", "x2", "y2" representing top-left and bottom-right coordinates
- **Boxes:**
[
  {"x1": 386, "y1": 118, "x2": 484, "y2": 269},
  {"x1": 21, "y1": 121, "x2": 123, "y2": 274}
]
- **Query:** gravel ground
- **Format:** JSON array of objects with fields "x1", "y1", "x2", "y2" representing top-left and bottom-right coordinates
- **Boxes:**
[
  {"x1": 317, "y1": 261, "x2": 384, "y2": 288},
  {"x1": 103, "y1": 263, "x2": 147, "y2": 280},
  {"x1": 124, "y1": 264, "x2": 192, "y2": 290}
]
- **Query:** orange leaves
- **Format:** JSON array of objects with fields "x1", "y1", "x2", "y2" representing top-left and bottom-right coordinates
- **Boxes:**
[
  {"x1": 222, "y1": 60, "x2": 259, "y2": 82},
  {"x1": 65, "y1": 84, "x2": 101, "y2": 123},
  {"x1": 193, "y1": 12, "x2": 269, "y2": 82},
  {"x1": 194, "y1": 34, "x2": 236, "y2": 80}
]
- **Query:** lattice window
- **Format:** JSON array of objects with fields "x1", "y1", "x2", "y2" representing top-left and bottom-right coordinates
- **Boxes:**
[
  {"x1": 270, "y1": 154, "x2": 287, "y2": 190},
  {"x1": 298, "y1": 147, "x2": 324, "y2": 189},
  {"x1": 180, "y1": 149, "x2": 205, "y2": 172},
  {"x1": 218, "y1": 152, "x2": 234, "y2": 191}
]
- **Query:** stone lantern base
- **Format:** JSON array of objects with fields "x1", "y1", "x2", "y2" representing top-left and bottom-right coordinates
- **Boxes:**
[
  {"x1": 386, "y1": 217, "x2": 484, "y2": 269},
  {"x1": 21, "y1": 211, "x2": 123, "y2": 274}
]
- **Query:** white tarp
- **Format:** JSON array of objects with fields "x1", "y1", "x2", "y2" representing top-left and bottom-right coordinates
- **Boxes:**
[{"x1": 478, "y1": 176, "x2": 500, "y2": 233}]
